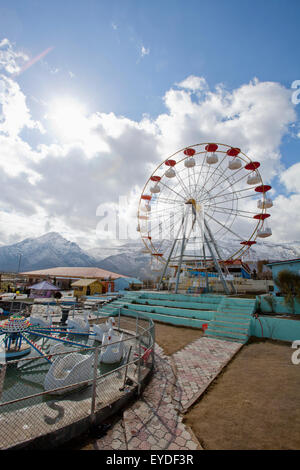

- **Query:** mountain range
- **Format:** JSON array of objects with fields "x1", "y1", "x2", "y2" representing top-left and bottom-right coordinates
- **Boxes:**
[{"x1": 0, "y1": 232, "x2": 299, "y2": 279}]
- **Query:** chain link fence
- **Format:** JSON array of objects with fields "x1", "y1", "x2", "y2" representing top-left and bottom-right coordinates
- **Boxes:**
[{"x1": 0, "y1": 308, "x2": 155, "y2": 449}]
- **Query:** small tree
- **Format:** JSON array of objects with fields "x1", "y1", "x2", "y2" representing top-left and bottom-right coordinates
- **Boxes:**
[{"x1": 274, "y1": 269, "x2": 300, "y2": 313}]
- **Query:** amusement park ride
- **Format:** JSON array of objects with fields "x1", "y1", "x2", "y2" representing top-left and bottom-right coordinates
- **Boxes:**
[
  {"x1": 0, "y1": 310, "x2": 125, "y2": 393},
  {"x1": 137, "y1": 142, "x2": 273, "y2": 294}
]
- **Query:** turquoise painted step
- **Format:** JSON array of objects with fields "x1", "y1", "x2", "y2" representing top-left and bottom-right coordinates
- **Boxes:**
[
  {"x1": 140, "y1": 292, "x2": 224, "y2": 304},
  {"x1": 129, "y1": 298, "x2": 221, "y2": 311},
  {"x1": 118, "y1": 304, "x2": 215, "y2": 321},
  {"x1": 211, "y1": 321, "x2": 249, "y2": 332},
  {"x1": 215, "y1": 314, "x2": 252, "y2": 323},
  {"x1": 205, "y1": 328, "x2": 248, "y2": 342},
  {"x1": 205, "y1": 332, "x2": 245, "y2": 344},
  {"x1": 213, "y1": 317, "x2": 251, "y2": 327},
  {"x1": 221, "y1": 303, "x2": 256, "y2": 311},
  {"x1": 117, "y1": 302, "x2": 215, "y2": 320},
  {"x1": 221, "y1": 306, "x2": 253, "y2": 311},
  {"x1": 207, "y1": 325, "x2": 248, "y2": 338},
  {"x1": 119, "y1": 307, "x2": 205, "y2": 329}
]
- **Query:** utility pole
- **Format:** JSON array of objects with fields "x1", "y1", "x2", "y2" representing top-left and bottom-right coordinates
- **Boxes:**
[{"x1": 17, "y1": 254, "x2": 22, "y2": 273}]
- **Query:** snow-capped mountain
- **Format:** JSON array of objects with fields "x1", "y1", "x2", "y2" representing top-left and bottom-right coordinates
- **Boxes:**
[
  {"x1": 0, "y1": 231, "x2": 299, "y2": 278},
  {"x1": 217, "y1": 239, "x2": 300, "y2": 263},
  {"x1": 0, "y1": 232, "x2": 96, "y2": 272},
  {"x1": 87, "y1": 240, "x2": 152, "y2": 278}
]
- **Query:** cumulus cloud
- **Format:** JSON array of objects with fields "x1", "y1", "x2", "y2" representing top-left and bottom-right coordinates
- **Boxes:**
[
  {"x1": 0, "y1": 38, "x2": 28, "y2": 75},
  {"x1": 176, "y1": 75, "x2": 208, "y2": 92},
  {"x1": 0, "y1": 42, "x2": 298, "y2": 248}
]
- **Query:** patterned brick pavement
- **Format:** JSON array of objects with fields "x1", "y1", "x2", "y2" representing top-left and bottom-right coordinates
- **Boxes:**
[
  {"x1": 95, "y1": 337, "x2": 243, "y2": 450},
  {"x1": 173, "y1": 337, "x2": 243, "y2": 411},
  {"x1": 96, "y1": 345, "x2": 200, "y2": 450}
]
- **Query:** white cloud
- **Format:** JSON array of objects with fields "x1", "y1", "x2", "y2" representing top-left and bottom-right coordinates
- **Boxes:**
[
  {"x1": 177, "y1": 75, "x2": 208, "y2": 92},
  {"x1": 0, "y1": 41, "x2": 298, "y2": 248},
  {"x1": 280, "y1": 161, "x2": 300, "y2": 194},
  {"x1": 0, "y1": 38, "x2": 28, "y2": 75},
  {"x1": 141, "y1": 45, "x2": 150, "y2": 57}
]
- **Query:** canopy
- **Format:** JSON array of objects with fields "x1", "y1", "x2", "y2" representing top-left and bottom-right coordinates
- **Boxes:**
[{"x1": 29, "y1": 281, "x2": 59, "y2": 290}]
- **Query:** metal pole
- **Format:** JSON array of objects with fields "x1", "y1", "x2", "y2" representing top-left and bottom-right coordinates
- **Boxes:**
[
  {"x1": 203, "y1": 217, "x2": 236, "y2": 293},
  {"x1": 90, "y1": 347, "x2": 100, "y2": 424},
  {"x1": 120, "y1": 345, "x2": 132, "y2": 391},
  {"x1": 157, "y1": 238, "x2": 177, "y2": 291},
  {"x1": 203, "y1": 232, "x2": 230, "y2": 294},
  {"x1": 137, "y1": 336, "x2": 141, "y2": 396},
  {"x1": 175, "y1": 207, "x2": 189, "y2": 294},
  {"x1": 157, "y1": 210, "x2": 187, "y2": 291},
  {"x1": 118, "y1": 308, "x2": 121, "y2": 331},
  {"x1": 203, "y1": 243, "x2": 209, "y2": 292}
]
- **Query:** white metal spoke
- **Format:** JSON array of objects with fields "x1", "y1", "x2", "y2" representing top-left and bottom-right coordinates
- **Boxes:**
[
  {"x1": 196, "y1": 152, "x2": 228, "y2": 200},
  {"x1": 205, "y1": 212, "x2": 244, "y2": 241}
]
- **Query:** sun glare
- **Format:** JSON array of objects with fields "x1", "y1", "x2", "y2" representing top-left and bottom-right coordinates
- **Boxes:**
[{"x1": 47, "y1": 98, "x2": 88, "y2": 141}]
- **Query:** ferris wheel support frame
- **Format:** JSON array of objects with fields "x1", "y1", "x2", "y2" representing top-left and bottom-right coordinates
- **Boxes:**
[
  {"x1": 157, "y1": 201, "x2": 233, "y2": 294},
  {"x1": 203, "y1": 218, "x2": 237, "y2": 294}
]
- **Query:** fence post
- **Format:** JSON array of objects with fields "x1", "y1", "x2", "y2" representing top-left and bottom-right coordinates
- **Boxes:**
[
  {"x1": 90, "y1": 347, "x2": 99, "y2": 425},
  {"x1": 137, "y1": 335, "x2": 141, "y2": 396},
  {"x1": 135, "y1": 314, "x2": 139, "y2": 337},
  {"x1": 118, "y1": 308, "x2": 121, "y2": 330},
  {"x1": 151, "y1": 321, "x2": 155, "y2": 368},
  {"x1": 120, "y1": 346, "x2": 132, "y2": 391}
]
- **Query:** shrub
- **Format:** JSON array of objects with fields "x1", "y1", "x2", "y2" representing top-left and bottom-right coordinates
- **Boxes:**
[{"x1": 274, "y1": 269, "x2": 300, "y2": 312}]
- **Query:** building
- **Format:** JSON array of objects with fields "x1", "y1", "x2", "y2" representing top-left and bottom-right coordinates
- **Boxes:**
[
  {"x1": 114, "y1": 277, "x2": 143, "y2": 292},
  {"x1": 266, "y1": 259, "x2": 300, "y2": 293},
  {"x1": 20, "y1": 267, "x2": 127, "y2": 293},
  {"x1": 71, "y1": 279, "x2": 104, "y2": 298}
]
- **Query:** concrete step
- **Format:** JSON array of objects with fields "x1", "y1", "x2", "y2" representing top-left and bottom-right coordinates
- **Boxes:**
[
  {"x1": 220, "y1": 306, "x2": 254, "y2": 312},
  {"x1": 205, "y1": 332, "x2": 245, "y2": 344},
  {"x1": 220, "y1": 309, "x2": 254, "y2": 316},
  {"x1": 215, "y1": 313, "x2": 252, "y2": 323},
  {"x1": 211, "y1": 320, "x2": 249, "y2": 332},
  {"x1": 205, "y1": 328, "x2": 248, "y2": 342}
]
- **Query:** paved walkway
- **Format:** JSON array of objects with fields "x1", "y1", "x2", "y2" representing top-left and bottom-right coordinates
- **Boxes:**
[
  {"x1": 173, "y1": 337, "x2": 243, "y2": 411},
  {"x1": 92, "y1": 337, "x2": 243, "y2": 450}
]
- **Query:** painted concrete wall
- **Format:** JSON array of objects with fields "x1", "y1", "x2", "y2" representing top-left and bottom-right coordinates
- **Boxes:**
[
  {"x1": 258, "y1": 294, "x2": 300, "y2": 315},
  {"x1": 251, "y1": 316, "x2": 300, "y2": 343},
  {"x1": 268, "y1": 262, "x2": 300, "y2": 293},
  {"x1": 120, "y1": 307, "x2": 206, "y2": 329},
  {"x1": 121, "y1": 302, "x2": 215, "y2": 321}
]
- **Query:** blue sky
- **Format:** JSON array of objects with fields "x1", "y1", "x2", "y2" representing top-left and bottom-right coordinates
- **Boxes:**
[
  {"x1": 0, "y1": 0, "x2": 299, "y2": 249},
  {"x1": 3, "y1": 0, "x2": 300, "y2": 118}
]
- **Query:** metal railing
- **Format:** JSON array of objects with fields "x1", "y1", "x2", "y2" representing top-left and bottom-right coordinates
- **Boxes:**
[{"x1": 0, "y1": 308, "x2": 155, "y2": 449}]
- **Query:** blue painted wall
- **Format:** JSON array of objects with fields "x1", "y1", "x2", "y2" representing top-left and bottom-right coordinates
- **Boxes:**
[
  {"x1": 251, "y1": 316, "x2": 300, "y2": 343},
  {"x1": 258, "y1": 294, "x2": 300, "y2": 315},
  {"x1": 267, "y1": 260, "x2": 300, "y2": 293},
  {"x1": 114, "y1": 277, "x2": 142, "y2": 291}
]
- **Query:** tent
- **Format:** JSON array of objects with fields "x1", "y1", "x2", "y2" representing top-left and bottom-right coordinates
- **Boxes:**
[{"x1": 29, "y1": 281, "x2": 60, "y2": 298}]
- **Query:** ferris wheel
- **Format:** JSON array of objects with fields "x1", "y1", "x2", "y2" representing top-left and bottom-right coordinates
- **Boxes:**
[{"x1": 137, "y1": 142, "x2": 273, "y2": 293}]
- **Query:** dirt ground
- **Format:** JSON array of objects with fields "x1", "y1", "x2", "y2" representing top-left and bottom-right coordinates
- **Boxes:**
[
  {"x1": 153, "y1": 321, "x2": 204, "y2": 355},
  {"x1": 183, "y1": 337, "x2": 300, "y2": 450},
  {"x1": 84, "y1": 317, "x2": 300, "y2": 450},
  {"x1": 92, "y1": 316, "x2": 204, "y2": 355}
]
